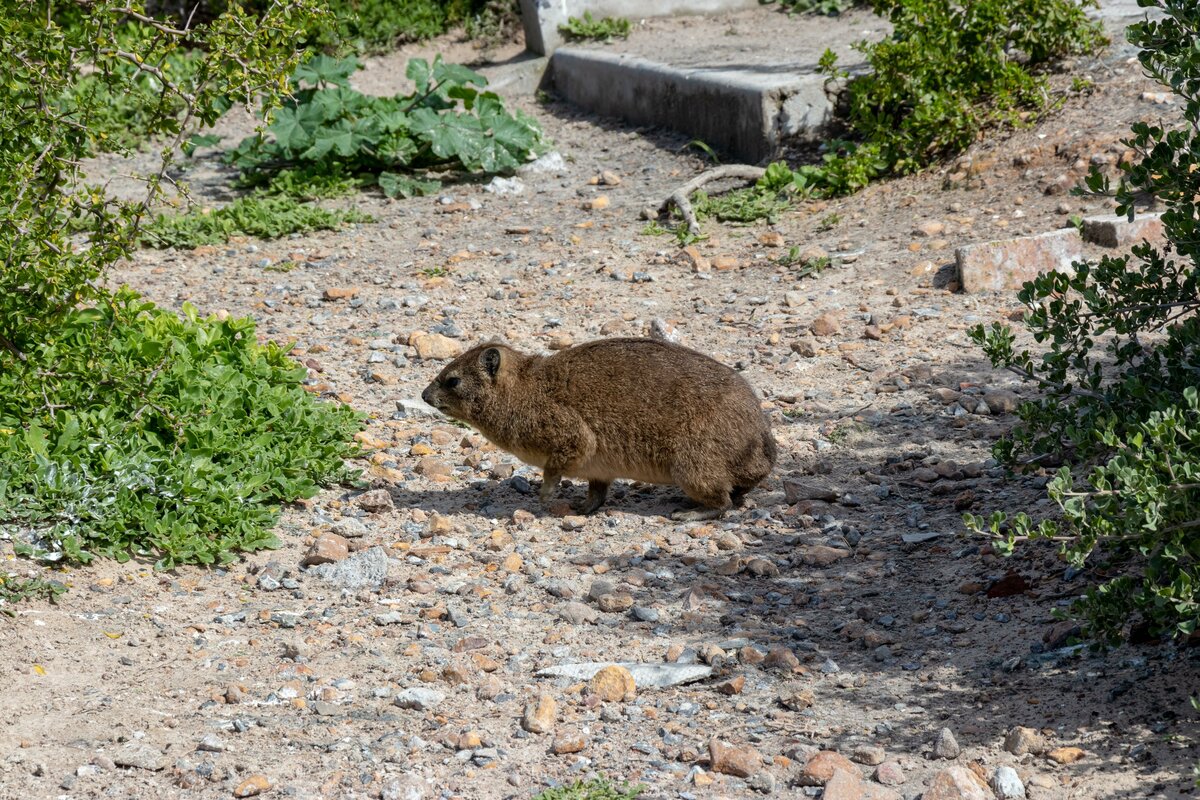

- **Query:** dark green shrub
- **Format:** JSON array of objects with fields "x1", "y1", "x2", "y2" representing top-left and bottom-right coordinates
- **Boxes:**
[{"x1": 967, "y1": 0, "x2": 1200, "y2": 644}]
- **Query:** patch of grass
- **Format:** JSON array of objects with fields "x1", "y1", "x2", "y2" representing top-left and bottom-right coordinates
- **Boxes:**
[
  {"x1": 533, "y1": 776, "x2": 644, "y2": 800},
  {"x1": 420, "y1": 265, "x2": 449, "y2": 278},
  {"x1": 694, "y1": 186, "x2": 792, "y2": 225},
  {"x1": 237, "y1": 165, "x2": 360, "y2": 200},
  {"x1": 640, "y1": 221, "x2": 671, "y2": 236},
  {"x1": 558, "y1": 11, "x2": 631, "y2": 42},
  {"x1": 777, "y1": 246, "x2": 831, "y2": 278},
  {"x1": 141, "y1": 194, "x2": 374, "y2": 249},
  {"x1": 816, "y1": 212, "x2": 842, "y2": 231}
]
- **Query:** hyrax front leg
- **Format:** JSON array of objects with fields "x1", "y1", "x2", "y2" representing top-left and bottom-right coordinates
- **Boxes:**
[
  {"x1": 576, "y1": 480, "x2": 610, "y2": 515},
  {"x1": 539, "y1": 468, "x2": 564, "y2": 505}
]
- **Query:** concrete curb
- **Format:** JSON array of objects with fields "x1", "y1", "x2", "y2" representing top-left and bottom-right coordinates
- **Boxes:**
[{"x1": 550, "y1": 47, "x2": 836, "y2": 162}]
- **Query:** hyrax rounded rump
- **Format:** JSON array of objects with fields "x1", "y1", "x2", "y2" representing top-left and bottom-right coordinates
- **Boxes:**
[{"x1": 421, "y1": 337, "x2": 776, "y2": 520}]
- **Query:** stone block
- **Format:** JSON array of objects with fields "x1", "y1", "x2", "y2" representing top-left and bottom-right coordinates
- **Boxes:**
[{"x1": 955, "y1": 229, "x2": 1082, "y2": 293}]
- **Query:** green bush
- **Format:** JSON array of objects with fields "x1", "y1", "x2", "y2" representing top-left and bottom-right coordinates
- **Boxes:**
[
  {"x1": 225, "y1": 54, "x2": 544, "y2": 198},
  {"x1": 967, "y1": 0, "x2": 1200, "y2": 644},
  {"x1": 0, "y1": 2, "x2": 363, "y2": 594},
  {"x1": 558, "y1": 11, "x2": 632, "y2": 42},
  {"x1": 815, "y1": 0, "x2": 1105, "y2": 193}
]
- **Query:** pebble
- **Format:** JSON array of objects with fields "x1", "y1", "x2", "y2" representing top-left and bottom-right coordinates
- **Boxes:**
[
  {"x1": 552, "y1": 733, "x2": 588, "y2": 754},
  {"x1": 301, "y1": 532, "x2": 349, "y2": 566},
  {"x1": 233, "y1": 775, "x2": 272, "y2": 797},
  {"x1": 852, "y1": 745, "x2": 886, "y2": 766},
  {"x1": 522, "y1": 694, "x2": 557, "y2": 734},
  {"x1": 355, "y1": 489, "x2": 394, "y2": 513},
  {"x1": 811, "y1": 312, "x2": 841, "y2": 337},
  {"x1": 1004, "y1": 726, "x2": 1047, "y2": 756},
  {"x1": 393, "y1": 688, "x2": 445, "y2": 711},
  {"x1": 708, "y1": 739, "x2": 763, "y2": 778},
  {"x1": 588, "y1": 665, "x2": 636, "y2": 702},
  {"x1": 923, "y1": 766, "x2": 991, "y2": 800},
  {"x1": 778, "y1": 683, "x2": 814, "y2": 710},
  {"x1": 111, "y1": 743, "x2": 166, "y2": 771},
  {"x1": 559, "y1": 602, "x2": 598, "y2": 625},
  {"x1": 992, "y1": 766, "x2": 1026, "y2": 799},
  {"x1": 801, "y1": 545, "x2": 851, "y2": 567},
  {"x1": 1046, "y1": 746, "x2": 1084, "y2": 764},
  {"x1": 874, "y1": 761, "x2": 905, "y2": 785},
  {"x1": 933, "y1": 727, "x2": 961, "y2": 759},
  {"x1": 409, "y1": 332, "x2": 463, "y2": 360},
  {"x1": 196, "y1": 734, "x2": 225, "y2": 753}
]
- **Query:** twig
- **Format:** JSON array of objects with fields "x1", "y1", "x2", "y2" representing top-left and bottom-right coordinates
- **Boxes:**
[{"x1": 658, "y1": 165, "x2": 766, "y2": 237}]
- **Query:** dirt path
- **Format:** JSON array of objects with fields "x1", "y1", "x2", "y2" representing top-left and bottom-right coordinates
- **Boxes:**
[{"x1": 1, "y1": 7, "x2": 1197, "y2": 800}]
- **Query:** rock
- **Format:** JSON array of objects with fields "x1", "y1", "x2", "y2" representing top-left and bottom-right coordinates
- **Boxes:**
[
  {"x1": 599, "y1": 170, "x2": 621, "y2": 186},
  {"x1": 197, "y1": 733, "x2": 225, "y2": 753},
  {"x1": 784, "y1": 291, "x2": 805, "y2": 308},
  {"x1": 597, "y1": 592, "x2": 634, "y2": 613},
  {"x1": 713, "y1": 256, "x2": 739, "y2": 271},
  {"x1": 982, "y1": 389, "x2": 1020, "y2": 414},
  {"x1": 791, "y1": 337, "x2": 818, "y2": 357},
  {"x1": 914, "y1": 220, "x2": 946, "y2": 237},
  {"x1": 1003, "y1": 724, "x2": 1051, "y2": 758},
  {"x1": 759, "y1": 231, "x2": 785, "y2": 247},
  {"x1": 986, "y1": 572, "x2": 1030, "y2": 598},
  {"x1": 1081, "y1": 212, "x2": 1164, "y2": 248},
  {"x1": 778, "y1": 683, "x2": 814, "y2": 711},
  {"x1": 355, "y1": 488, "x2": 394, "y2": 513},
  {"x1": 558, "y1": 602, "x2": 598, "y2": 625},
  {"x1": 677, "y1": 245, "x2": 710, "y2": 273},
  {"x1": 708, "y1": 739, "x2": 763, "y2": 778},
  {"x1": 992, "y1": 766, "x2": 1026, "y2": 799},
  {"x1": 745, "y1": 557, "x2": 779, "y2": 578},
  {"x1": 716, "y1": 531, "x2": 742, "y2": 550},
  {"x1": 648, "y1": 317, "x2": 680, "y2": 343},
  {"x1": 801, "y1": 545, "x2": 851, "y2": 567},
  {"x1": 502, "y1": 552, "x2": 523, "y2": 572},
  {"x1": 301, "y1": 532, "x2": 349, "y2": 566},
  {"x1": 323, "y1": 287, "x2": 359, "y2": 301},
  {"x1": 409, "y1": 332, "x2": 464, "y2": 360},
  {"x1": 955, "y1": 229, "x2": 1082, "y2": 293},
  {"x1": 234, "y1": 774, "x2": 272, "y2": 797},
  {"x1": 551, "y1": 733, "x2": 588, "y2": 754},
  {"x1": 393, "y1": 688, "x2": 445, "y2": 711},
  {"x1": 112, "y1": 743, "x2": 167, "y2": 771},
  {"x1": 853, "y1": 745, "x2": 886, "y2": 766},
  {"x1": 933, "y1": 727, "x2": 961, "y2": 759},
  {"x1": 797, "y1": 751, "x2": 858, "y2": 787},
  {"x1": 537, "y1": 661, "x2": 711, "y2": 688},
  {"x1": 381, "y1": 776, "x2": 433, "y2": 800},
  {"x1": 1046, "y1": 746, "x2": 1084, "y2": 764},
  {"x1": 396, "y1": 398, "x2": 441, "y2": 419},
  {"x1": 587, "y1": 665, "x2": 636, "y2": 702},
  {"x1": 923, "y1": 766, "x2": 992, "y2": 800},
  {"x1": 548, "y1": 334, "x2": 573, "y2": 350},
  {"x1": 716, "y1": 675, "x2": 745, "y2": 695},
  {"x1": 811, "y1": 312, "x2": 841, "y2": 337},
  {"x1": 522, "y1": 694, "x2": 557, "y2": 734},
  {"x1": 783, "y1": 479, "x2": 838, "y2": 503},
  {"x1": 799, "y1": 245, "x2": 828, "y2": 263},
  {"x1": 762, "y1": 646, "x2": 800, "y2": 672},
  {"x1": 583, "y1": 195, "x2": 609, "y2": 211},
  {"x1": 309, "y1": 546, "x2": 390, "y2": 589},
  {"x1": 747, "y1": 770, "x2": 777, "y2": 794},
  {"x1": 1043, "y1": 620, "x2": 1081, "y2": 647},
  {"x1": 874, "y1": 761, "x2": 905, "y2": 786}
]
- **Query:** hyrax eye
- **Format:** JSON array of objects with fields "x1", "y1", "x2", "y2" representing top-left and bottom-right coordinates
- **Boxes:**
[{"x1": 444, "y1": 376, "x2": 461, "y2": 389}]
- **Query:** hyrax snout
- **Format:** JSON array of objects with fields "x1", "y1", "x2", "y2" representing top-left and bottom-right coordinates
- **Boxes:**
[{"x1": 420, "y1": 337, "x2": 776, "y2": 520}]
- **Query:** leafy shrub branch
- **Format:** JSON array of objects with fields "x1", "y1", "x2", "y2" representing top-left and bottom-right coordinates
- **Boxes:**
[
  {"x1": 0, "y1": 1, "x2": 362, "y2": 594},
  {"x1": 967, "y1": 0, "x2": 1200, "y2": 644}
]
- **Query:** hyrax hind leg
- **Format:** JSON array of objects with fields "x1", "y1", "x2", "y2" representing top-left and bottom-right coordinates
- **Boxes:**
[{"x1": 669, "y1": 469, "x2": 733, "y2": 522}]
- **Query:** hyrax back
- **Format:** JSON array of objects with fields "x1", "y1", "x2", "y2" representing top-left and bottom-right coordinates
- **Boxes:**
[{"x1": 421, "y1": 337, "x2": 777, "y2": 519}]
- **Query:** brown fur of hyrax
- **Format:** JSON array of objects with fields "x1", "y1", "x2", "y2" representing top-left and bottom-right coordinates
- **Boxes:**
[{"x1": 421, "y1": 337, "x2": 777, "y2": 520}]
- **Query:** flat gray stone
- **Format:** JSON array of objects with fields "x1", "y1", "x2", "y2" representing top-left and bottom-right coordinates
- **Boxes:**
[
  {"x1": 310, "y1": 546, "x2": 390, "y2": 589},
  {"x1": 537, "y1": 661, "x2": 712, "y2": 687},
  {"x1": 955, "y1": 228, "x2": 1082, "y2": 293},
  {"x1": 112, "y1": 743, "x2": 167, "y2": 771},
  {"x1": 1081, "y1": 212, "x2": 1164, "y2": 248},
  {"x1": 393, "y1": 688, "x2": 445, "y2": 711}
]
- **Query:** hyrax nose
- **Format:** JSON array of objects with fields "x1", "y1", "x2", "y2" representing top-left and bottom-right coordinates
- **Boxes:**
[{"x1": 421, "y1": 386, "x2": 435, "y2": 406}]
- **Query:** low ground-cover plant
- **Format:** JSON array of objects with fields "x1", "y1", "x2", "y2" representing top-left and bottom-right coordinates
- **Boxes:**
[
  {"x1": 764, "y1": 0, "x2": 862, "y2": 15},
  {"x1": 225, "y1": 54, "x2": 544, "y2": 198},
  {"x1": 558, "y1": 11, "x2": 631, "y2": 42},
  {"x1": 532, "y1": 776, "x2": 643, "y2": 800},
  {"x1": 966, "y1": 0, "x2": 1199, "y2": 644},
  {"x1": 1, "y1": 2, "x2": 363, "y2": 598},
  {"x1": 142, "y1": 193, "x2": 374, "y2": 248}
]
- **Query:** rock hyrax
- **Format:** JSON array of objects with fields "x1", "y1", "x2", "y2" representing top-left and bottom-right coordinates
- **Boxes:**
[{"x1": 421, "y1": 337, "x2": 776, "y2": 520}]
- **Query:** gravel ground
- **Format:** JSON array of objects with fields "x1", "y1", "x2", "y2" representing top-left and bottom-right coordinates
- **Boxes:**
[{"x1": 1, "y1": 6, "x2": 1197, "y2": 800}]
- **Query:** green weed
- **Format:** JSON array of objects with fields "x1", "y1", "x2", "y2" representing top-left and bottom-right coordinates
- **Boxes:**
[
  {"x1": 141, "y1": 194, "x2": 374, "y2": 249},
  {"x1": 226, "y1": 54, "x2": 544, "y2": 198},
  {"x1": 559, "y1": 11, "x2": 631, "y2": 42},
  {"x1": 533, "y1": 776, "x2": 644, "y2": 800}
]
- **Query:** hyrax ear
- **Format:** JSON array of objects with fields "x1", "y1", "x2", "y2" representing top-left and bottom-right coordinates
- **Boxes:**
[{"x1": 481, "y1": 347, "x2": 502, "y2": 378}]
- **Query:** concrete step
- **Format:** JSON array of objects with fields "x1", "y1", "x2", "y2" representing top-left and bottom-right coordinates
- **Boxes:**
[{"x1": 546, "y1": 7, "x2": 881, "y2": 162}]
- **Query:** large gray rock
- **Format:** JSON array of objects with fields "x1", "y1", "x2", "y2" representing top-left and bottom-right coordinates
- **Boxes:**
[
  {"x1": 309, "y1": 546, "x2": 390, "y2": 589},
  {"x1": 537, "y1": 661, "x2": 712, "y2": 687},
  {"x1": 955, "y1": 229, "x2": 1082, "y2": 293}
]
